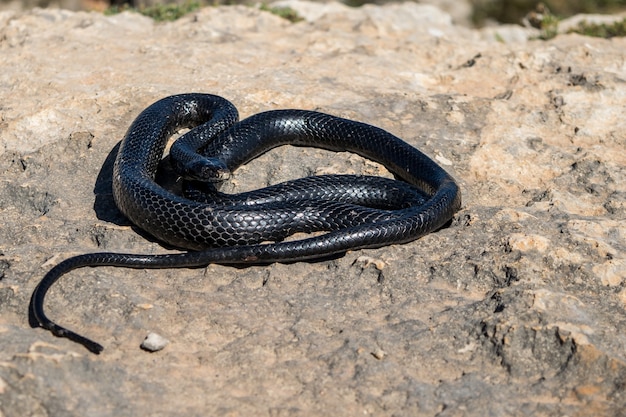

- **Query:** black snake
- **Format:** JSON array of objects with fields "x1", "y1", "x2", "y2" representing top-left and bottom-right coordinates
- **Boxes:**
[{"x1": 29, "y1": 93, "x2": 462, "y2": 354}]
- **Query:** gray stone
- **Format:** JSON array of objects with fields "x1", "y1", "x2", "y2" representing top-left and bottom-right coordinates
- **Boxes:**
[{"x1": 140, "y1": 332, "x2": 169, "y2": 352}]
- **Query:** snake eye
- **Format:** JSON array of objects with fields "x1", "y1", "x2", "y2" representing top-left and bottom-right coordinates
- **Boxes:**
[
  {"x1": 186, "y1": 159, "x2": 231, "y2": 183},
  {"x1": 201, "y1": 165, "x2": 231, "y2": 182}
]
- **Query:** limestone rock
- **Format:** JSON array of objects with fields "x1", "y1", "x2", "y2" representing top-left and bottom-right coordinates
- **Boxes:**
[{"x1": 0, "y1": 2, "x2": 624, "y2": 416}]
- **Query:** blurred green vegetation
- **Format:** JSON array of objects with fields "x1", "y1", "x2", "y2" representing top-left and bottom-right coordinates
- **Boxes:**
[
  {"x1": 99, "y1": 0, "x2": 626, "y2": 37},
  {"x1": 103, "y1": 0, "x2": 302, "y2": 22},
  {"x1": 511, "y1": 2, "x2": 626, "y2": 39},
  {"x1": 471, "y1": 0, "x2": 626, "y2": 26},
  {"x1": 258, "y1": 2, "x2": 303, "y2": 22},
  {"x1": 568, "y1": 16, "x2": 626, "y2": 36},
  {"x1": 104, "y1": 0, "x2": 201, "y2": 20},
  {"x1": 345, "y1": 0, "x2": 626, "y2": 39}
]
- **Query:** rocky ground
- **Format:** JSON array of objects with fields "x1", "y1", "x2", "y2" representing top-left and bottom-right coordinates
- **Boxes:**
[{"x1": 0, "y1": 1, "x2": 625, "y2": 416}]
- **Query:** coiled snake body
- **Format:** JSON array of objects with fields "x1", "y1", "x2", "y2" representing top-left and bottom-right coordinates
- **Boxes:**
[{"x1": 29, "y1": 93, "x2": 462, "y2": 353}]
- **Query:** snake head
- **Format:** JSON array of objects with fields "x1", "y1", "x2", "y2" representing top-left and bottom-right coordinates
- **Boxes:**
[
  {"x1": 198, "y1": 159, "x2": 231, "y2": 182},
  {"x1": 179, "y1": 158, "x2": 231, "y2": 183}
]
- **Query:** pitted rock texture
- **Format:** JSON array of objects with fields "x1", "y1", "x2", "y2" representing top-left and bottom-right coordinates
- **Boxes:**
[{"x1": 0, "y1": 2, "x2": 625, "y2": 416}]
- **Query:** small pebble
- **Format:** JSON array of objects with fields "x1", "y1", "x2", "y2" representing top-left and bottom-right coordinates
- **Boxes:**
[
  {"x1": 371, "y1": 349, "x2": 386, "y2": 360},
  {"x1": 140, "y1": 332, "x2": 169, "y2": 352}
]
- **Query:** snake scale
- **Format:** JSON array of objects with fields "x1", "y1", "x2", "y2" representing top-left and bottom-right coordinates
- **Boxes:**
[{"x1": 29, "y1": 93, "x2": 462, "y2": 353}]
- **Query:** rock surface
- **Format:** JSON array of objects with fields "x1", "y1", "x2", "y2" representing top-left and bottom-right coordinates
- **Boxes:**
[{"x1": 0, "y1": 2, "x2": 625, "y2": 416}]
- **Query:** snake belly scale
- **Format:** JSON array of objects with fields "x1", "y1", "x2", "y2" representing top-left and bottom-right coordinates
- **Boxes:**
[{"x1": 29, "y1": 93, "x2": 462, "y2": 353}]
